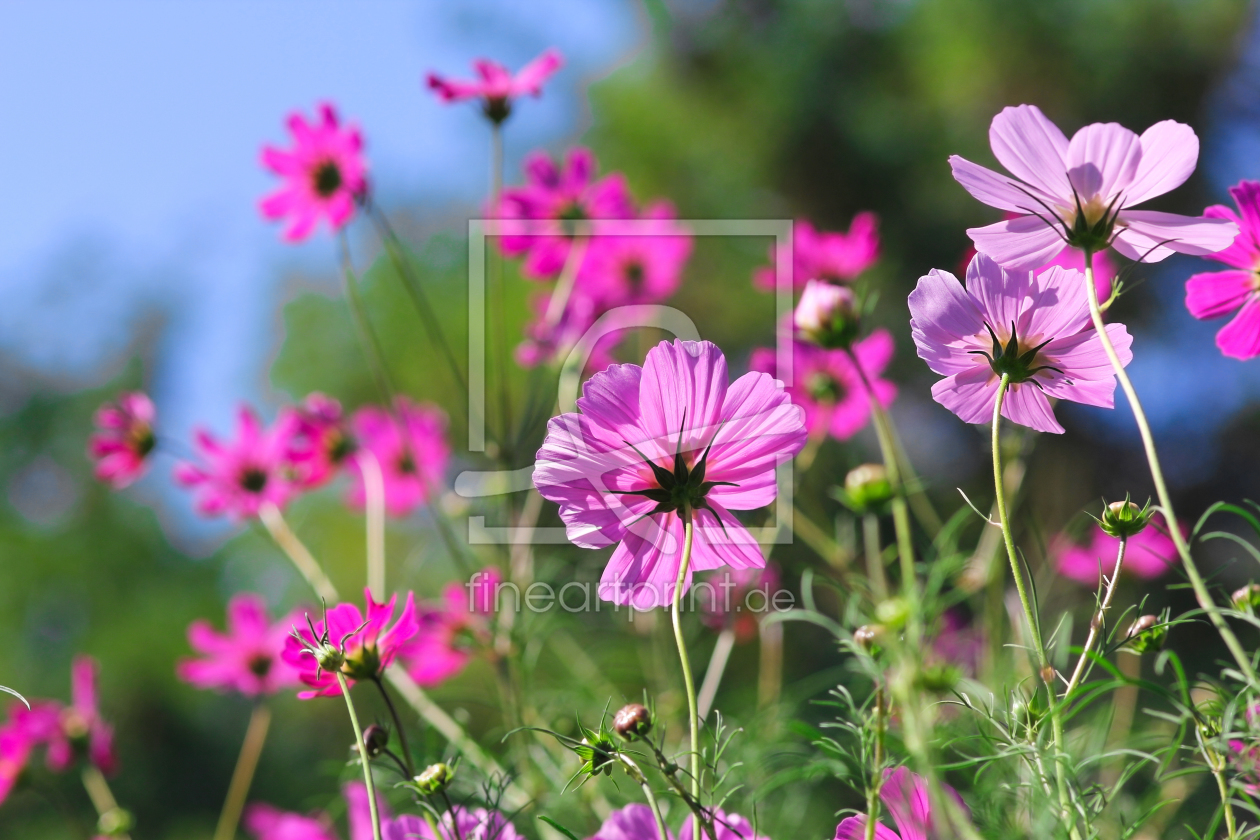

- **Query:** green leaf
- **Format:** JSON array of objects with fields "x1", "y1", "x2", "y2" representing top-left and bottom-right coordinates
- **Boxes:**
[{"x1": 538, "y1": 816, "x2": 583, "y2": 840}]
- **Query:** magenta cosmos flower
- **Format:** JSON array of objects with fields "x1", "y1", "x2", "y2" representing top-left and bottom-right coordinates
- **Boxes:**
[
  {"x1": 282, "y1": 588, "x2": 418, "y2": 699},
  {"x1": 244, "y1": 803, "x2": 338, "y2": 840},
  {"x1": 749, "y1": 331, "x2": 897, "y2": 441},
  {"x1": 908, "y1": 253, "x2": 1133, "y2": 434},
  {"x1": 59, "y1": 656, "x2": 116, "y2": 776},
  {"x1": 498, "y1": 147, "x2": 634, "y2": 278},
  {"x1": 349, "y1": 398, "x2": 450, "y2": 517},
  {"x1": 178, "y1": 593, "x2": 302, "y2": 697},
  {"x1": 950, "y1": 104, "x2": 1236, "y2": 270},
  {"x1": 575, "y1": 202, "x2": 693, "y2": 309},
  {"x1": 345, "y1": 781, "x2": 521, "y2": 840},
  {"x1": 754, "y1": 214, "x2": 880, "y2": 291},
  {"x1": 283, "y1": 393, "x2": 357, "y2": 490},
  {"x1": 399, "y1": 569, "x2": 500, "y2": 687},
  {"x1": 1186, "y1": 180, "x2": 1260, "y2": 359},
  {"x1": 835, "y1": 767, "x2": 965, "y2": 840},
  {"x1": 1053, "y1": 513, "x2": 1180, "y2": 586},
  {"x1": 89, "y1": 391, "x2": 156, "y2": 489},
  {"x1": 427, "y1": 48, "x2": 563, "y2": 124},
  {"x1": 175, "y1": 406, "x2": 296, "y2": 519},
  {"x1": 260, "y1": 102, "x2": 368, "y2": 243},
  {"x1": 584, "y1": 804, "x2": 768, "y2": 840},
  {"x1": 533, "y1": 339, "x2": 807, "y2": 609}
]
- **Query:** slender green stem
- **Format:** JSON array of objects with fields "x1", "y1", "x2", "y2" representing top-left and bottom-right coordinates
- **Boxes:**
[
  {"x1": 619, "y1": 755, "x2": 670, "y2": 840},
  {"x1": 862, "y1": 513, "x2": 888, "y2": 601},
  {"x1": 213, "y1": 703, "x2": 272, "y2": 840},
  {"x1": 487, "y1": 122, "x2": 513, "y2": 455},
  {"x1": 358, "y1": 449, "x2": 387, "y2": 600},
  {"x1": 81, "y1": 765, "x2": 131, "y2": 840},
  {"x1": 697, "y1": 627, "x2": 736, "y2": 720},
  {"x1": 864, "y1": 687, "x2": 886, "y2": 840},
  {"x1": 1083, "y1": 250, "x2": 1257, "y2": 684},
  {"x1": 1062, "y1": 537, "x2": 1127, "y2": 700},
  {"x1": 372, "y1": 676, "x2": 414, "y2": 777},
  {"x1": 258, "y1": 501, "x2": 339, "y2": 604},
  {"x1": 1200, "y1": 730, "x2": 1238, "y2": 839},
  {"x1": 338, "y1": 232, "x2": 399, "y2": 405},
  {"x1": 337, "y1": 673, "x2": 383, "y2": 840},
  {"x1": 671, "y1": 511, "x2": 701, "y2": 840},
  {"x1": 440, "y1": 790, "x2": 463, "y2": 840}
]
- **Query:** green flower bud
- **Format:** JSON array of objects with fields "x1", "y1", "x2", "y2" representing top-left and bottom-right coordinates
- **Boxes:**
[
  {"x1": 835, "y1": 464, "x2": 893, "y2": 515},
  {"x1": 1233, "y1": 583, "x2": 1260, "y2": 611},
  {"x1": 314, "y1": 643, "x2": 345, "y2": 673},
  {"x1": 853, "y1": 624, "x2": 884, "y2": 652},
  {"x1": 1099, "y1": 498, "x2": 1151, "y2": 539},
  {"x1": 1124, "y1": 614, "x2": 1166, "y2": 654},
  {"x1": 414, "y1": 762, "x2": 455, "y2": 795},
  {"x1": 875, "y1": 597, "x2": 910, "y2": 630}
]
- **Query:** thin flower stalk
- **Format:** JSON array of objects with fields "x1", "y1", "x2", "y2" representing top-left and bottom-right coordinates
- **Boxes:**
[
  {"x1": 696, "y1": 626, "x2": 736, "y2": 720},
  {"x1": 670, "y1": 510, "x2": 701, "y2": 840},
  {"x1": 338, "y1": 232, "x2": 399, "y2": 406},
  {"x1": 213, "y1": 703, "x2": 271, "y2": 840},
  {"x1": 757, "y1": 620, "x2": 783, "y2": 710},
  {"x1": 615, "y1": 754, "x2": 670, "y2": 840},
  {"x1": 371, "y1": 677, "x2": 414, "y2": 777},
  {"x1": 862, "y1": 512, "x2": 888, "y2": 601},
  {"x1": 864, "y1": 687, "x2": 886, "y2": 840},
  {"x1": 489, "y1": 121, "x2": 514, "y2": 452},
  {"x1": 358, "y1": 449, "x2": 387, "y2": 600},
  {"x1": 81, "y1": 765, "x2": 131, "y2": 840},
  {"x1": 1062, "y1": 537, "x2": 1128, "y2": 699},
  {"x1": 542, "y1": 234, "x2": 589, "y2": 328},
  {"x1": 336, "y1": 672, "x2": 383, "y2": 840},
  {"x1": 258, "y1": 501, "x2": 338, "y2": 604},
  {"x1": 1082, "y1": 251, "x2": 1259, "y2": 685}
]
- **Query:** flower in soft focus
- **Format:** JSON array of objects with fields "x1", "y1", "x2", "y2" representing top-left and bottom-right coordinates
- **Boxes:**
[
  {"x1": 175, "y1": 406, "x2": 296, "y2": 519},
  {"x1": 498, "y1": 147, "x2": 634, "y2": 278},
  {"x1": 794, "y1": 280, "x2": 858, "y2": 348},
  {"x1": 399, "y1": 569, "x2": 500, "y2": 687},
  {"x1": 1053, "y1": 513, "x2": 1181, "y2": 586},
  {"x1": 0, "y1": 726, "x2": 32, "y2": 805},
  {"x1": 349, "y1": 398, "x2": 450, "y2": 518},
  {"x1": 282, "y1": 588, "x2": 418, "y2": 698},
  {"x1": 586, "y1": 803, "x2": 671, "y2": 840},
  {"x1": 59, "y1": 656, "x2": 116, "y2": 776},
  {"x1": 678, "y1": 810, "x2": 770, "y2": 840},
  {"x1": 533, "y1": 339, "x2": 807, "y2": 609},
  {"x1": 260, "y1": 102, "x2": 368, "y2": 242},
  {"x1": 753, "y1": 214, "x2": 880, "y2": 291},
  {"x1": 958, "y1": 227, "x2": 1118, "y2": 305},
  {"x1": 576, "y1": 202, "x2": 692, "y2": 308},
  {"x1": 515, "y1": 282, "x2": 619, "y2": 373},
  {"x1": 699, "y1": 564, "x2": 781, "y2": 643},
  {"x1": 243, "y1": 803, "x2": 339, "y2": 840},
  {"x1": 749, "y1": 330, "x2": 897, "y2": 442},
  {"x1": 1231, "y1": 738, "x2": 1260, "y2": 796},
  {"x1": 908, "y1": 253, "x2": 1133, "y2": 434},
  {"x1": 927, "y1": 610, "x2": 983, "y2": 681},
  {"x1": 88, "y1": 392, "x2": 156, "y2": 489},
  {"x1": 426, "y1": 48, "x2": 563, "y2": 124},
  {"x1": 834, "y1": 767, "x2": 966, "y2": 840},
  {"x1": 1186, "y1": 180, "x2": 1260, "y2": 359},
  {"x1": 283, "y1": 394, "x2": 357, "y2": 490},
  {"x1": 949, "y1": 104, "x2": 1236, "y2": 270},
  {"x1": 177, "y1": 594, "x2": 302, "y2": 697},
  {"x1": 345, "y1": 781, "x2": 521, "y2": 840}
]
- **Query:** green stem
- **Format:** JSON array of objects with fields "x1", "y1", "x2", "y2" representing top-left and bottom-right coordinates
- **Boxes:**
[
  {"x1": 338, "y1": 231, "x2": 399, "y2": 405},
  {"x1": 671, "y1": 511, "x2": 701, "y2": 840},
  {"x1": 619, "y1": 755, "x2": 670, "y2": 840},
  {"x1": 1062, "y1": 537, "x2": 1127, "y2": 700},
  {"x1": 862, "y1": 512, "x2": 888, "y2": 601},
  {"x1": 337, "y1": 673, "x2": 383, "y2": 840},
  {"x1": 864, "y1": 687, "x2": 886, "y2": 840},
  {"x1": 1205, "y1": 738, "x2": 1238, "y2": 840},
  {"x1": 372, "y1": 676, "x2": 414, "y2": 777},
  {"x1": 1083, "y1": 250, "x2": 1257, "y2": 684},
  {"x1": 213, "y1": 703, "x2": 271, "y2": 840},
  {"x1": 488, "y1": 122, "x2": 513, "y2": 456}
]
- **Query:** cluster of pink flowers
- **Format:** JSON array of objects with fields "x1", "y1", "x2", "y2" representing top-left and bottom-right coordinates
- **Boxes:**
[
  {"x1": 402, "y1": 568, "x2": 501, "y2": 687},
  {"x1": 586, "y1": 804, "x2": 769, "y2": 840},
  {"x1": 178, "y1": 594, "x2": 303, "y2": 696},
  {"x1": 0, "y1": 657, "x2": 115, "y2": 805},
  {"x1": 753, "y1": 214, "x2": 880, "y2": 291}
]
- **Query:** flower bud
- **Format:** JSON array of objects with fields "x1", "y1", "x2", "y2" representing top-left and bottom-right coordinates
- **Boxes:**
[
  {"x1": 853, "y1": 624, "x2": 884, "y2": 651},
  {"x1": 98, "y1": 806, "x2": 134, "y2": 836},
  {"x1": 838, "y1": 464, "x2": 893, "y2": 515},
  {"x1": 917, "y1": 662, "x2": 960, "y2": 693},
  {"x1": 314, "y1": 643, "x2": 345, "y2": 673},
  {"x1": 362, "y1": 724, "x2": 389, "y2": 758},
  {"x1": 1234, "y1": 583, "x2": 1260, "y2": 611},
  {"x1": 1124, "y1": 614, "x2": 1166, "y2": 653},
  {"x1": 1099, "y1": 499, "x2": 1151, "y2": 539},
  {"x1": 414, "y1": 762, "x2": 454, "y2": 795},
  {"x1": 794, "y1": 279, "x2": 858, "y2": 349},
  {"x1": 613, "y1": 704, "x2": 653, "y2": 740},
  {"x1": 875, "y1": 597, "x2": 910, "y2": 630}
]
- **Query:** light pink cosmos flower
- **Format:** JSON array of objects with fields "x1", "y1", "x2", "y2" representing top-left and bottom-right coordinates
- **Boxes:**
[
  {"x1": 178, "y1": 594, "x2": 303, "y2": 697},
  {"x1": 243, "y1": 803, "x2": 339, "y2": 840},
  {"x1": 678, "y1": 810, "x2": 770, "y2": 840},
  {"x1": 949, "y1": 104, "x2": 1236, "y2": 270},
  {"x1": 908, "y1": 253, "x2": 1133, "y2": 434},
  {"x1": 283, "y1": 394, "x2": 357, "y2": 490},
  {"x1": 175, "y1": 406, "x2": 296, "y2": 519},
  {"x1": 699, "y1": 564, "x2": 781, "y2": 643},
  {"x1": 348, "y1": 398, "x2": 450, "y2": 518},
  {"x1": 282, "y1": 588, "x2": 419, "y2": 699},
  {"x1": 1186, "y1": 180, "x2": 1260, "y2": 359},
  {"x1": 399, "y1": 569, "x2": 501, "y2": 688},
  {"x1": 753, "y1": 214, "x2": 880, "y2": 291},
  {"x1": 1053, "y1": 513, "x2": 1181, "y2": 586},
  {"x1": 749, "y1": 331, "x2": 897, "y2": 441},
  {"x1": 794, "y1": 280, "x2": 855, "y2": 336},
  {"x1": 533, "y1": 339, "x2": 807, "y2": 609},
  {"x1": 426, "y1": 48, "x2": 563, "y2": 124},
  {"x1": 834, "y1": 767, "x2": 966, "y2": 840},
  {"x1": 88, "y1": 392, "x2": 156, "y2": 489},
  {"x1": 497, "y1": 147, "x2": 634, "y2": 278},
  {"x1": 260, "y1": 103, "x2": 368, "y2": 243},
  {"x1": 575, "y1": 202, "x2": 693, "y2": 309}
]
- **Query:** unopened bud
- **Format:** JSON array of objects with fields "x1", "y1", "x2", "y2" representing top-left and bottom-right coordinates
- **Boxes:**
[
  {"x1": 854, "y1": 624, "x2": 884, "y2": 651},
  {"x1": 837, "y1": 464, "x2": 893, "y2": 515},
  {"x1": 314, "y1": 643, "x2": 345, "y2": 673},
  {"x1": 414, "y1": 762, "x2": 454, "y2": 795},
  {"x1": 794, "y1": 279, "x2": 859, "y2": 349},
  {"x1": 1099, "y1": 499, "x2": 1151, "y2": 539},
  {"x1": 98, "y1": 807, "x2": 134, "y2": 836},
  {"x1": 1125, "y1": 614, "x2": 1166, "y2": 653},
  {"x1": 875, "y1": 597, "x2": 910, "y2": 630},
  {"x1": 362, "y1": 724, "x2": 389, "y2": 758},
  {"x1": 1040, "y1": 665, "x2": 1056, "y2": 686},
  {"x1": 613, "y1": 704, "x2": 653, "y2": 740},
  {"x1": 1234, "y1": 583, "x2": 1260, "y2": 611}
]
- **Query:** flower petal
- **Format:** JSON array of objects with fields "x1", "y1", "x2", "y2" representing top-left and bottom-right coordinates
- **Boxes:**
[
  {"x1": 949, "y1": 156, "x2": 1038, "y2": 213},
  {"x1": 1124, "y1": 120, "x2": 1199, "y2": 206},
  {"x1": 598, "y1": 514, "x2": 687, "y2": 609},
  {"x1": 989, "y1": 104, "x2": 1072, "y2": 202},
  {"x1": 1186, "y1": 270, "x2": 1255, "y2": 320},
  {"x1": 908, "y1": 268, "x2": 987, "y2": 375},
  {"x1": 1114, "y1": 210, "x2": 1239, "y2": 261},
  {"x1": 967, "y1": 214, "x2": 1067, "y2": 272},
  {"x1": 1002, "y1": 381, "x2": 1063, "y2": 434},
  {"x1": 1066, "y1": 122, "x2": 1141, "y2": 202},
  {"x1": 930, "y1": 365, "x2": 1000, "y2": 426},
  {"x1": 639, "y1": 340, "x2": 730, "y2": 451},
  {"x1": 1217, "y1": 295, "x2": 1260, "y2": 360}
]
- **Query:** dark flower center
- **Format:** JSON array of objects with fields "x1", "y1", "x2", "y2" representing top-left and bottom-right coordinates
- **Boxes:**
[
  {"x1": 624, "y1": 261, "x2": 645, "y2": 291},
  {"x1": 558, "y1": 202, "x2": 588, "y2": 238},
  {"x1": 246, "y1": 654, "x2": 273, "y2": 678},
  {"x1": 1016, "y1": 181, "x2": 1121, "y2": 254},
  {"x1": 397, "y1": 450, "x2": 417, "y2": 475},
  {"x1": 482, "y1": 96, "x2": 512, "y2": 125},
  {"x1": 130, "y1": 426, "x2": 156, "y2": 458},
  {"x1": 969, "y1": 321, "x2": 1062, "y2": 386},
  {"x1": 327, "y1": 431, "x2": 357, "y2": 465},
  {"x1": 806, "y1": 372, "x2": 843, "y2": 403},
  {"x1": 615, "y1": 414, "x2": 738, "y2": 527},
  {"x1": 240, "y1": 467, "x2": 269, "y2": 493},
  {"x1": 312, "y1": 160, "x2": 343, "y2": 198}
]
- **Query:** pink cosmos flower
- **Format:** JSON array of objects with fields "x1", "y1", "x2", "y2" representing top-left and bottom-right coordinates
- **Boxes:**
[
  {"x1": 678, "y1": 810, "x2": 770, "y2": 840},
  {"x1": 1053, "y1": 513, "x2": 1181, "y2": 586},
  {"x1": 260, "y1": 103, "x2": 368, "y2": 243},
  {"x1": 699, "y1": 564, "x2": 781, "y2": 643},
  {"x1": 346, "y1": 782, "x2": 522, "y2": 840},
  {"x1": 243, "y1": 803, "x2": 339, "y2": 840},
  {"x1": 399, "y1": 569, "x2": 501, "y2": 687},
  {"x1": 282, "y1": 588, "x2": 419, "y2": 699},
  {"x1": 1186, "y1": 180, "x2": 1260, "y2": 359},
  {"x1": 515, "y1": 283, "x2": 619, "y2": 373},
  {"x1": 0, "y1": 722, "x2": 36, "y2": 804},
  {"x1": 1230, "y1": 739, "x2": 1260, "y2": 797},
  {"x1": 794, "y1": 280, "x2": 855, "y2": 336},
  {"x1": 497, "y1": 148, "x2": 634, "y2": 278},
  {"x1": 949, "y1": 104, "x2": 1236, "y2": 270},
  {"x1": 749, "y1": 331, "x2": 897, "y2": 441},
  {"x1": 533, "y1": 339, "x2": 807, "y2": 609},
  {"x1": 834, "y1": 767, "x2": 965, "y2": 840},
  {"x1": 178, "y1": 594, "x2": 303, "y2": 697},
  {"x1": 348, "y1": 398, "x2": 450, "y2": 518},
  {"x1": 575, "y1": 202, "x2": 693, "y2": 309},
  {"x1": 426, "y1": 49, "x2": 563, "y2": 124},
  {"x1": 88, "y1": 392, "x2": 156, "y2": 489},
  {"x1": 61, "y1": 656, "x2": 116, "y2": 776},
  {"x1": 586, "y1": 804, "x2": 669, "y2": 840},
  {"x1": 753, "y1": 214, "x2": 880, "y2": 291},
  {"x1": 908, "y1": 253, "x2": 1133, "y2": 434},
  {"x1": 175, "y1": 406, "x2": 296, "y2": 519},
  {"x1": 283, "y1": 394, "x2": 357, "y2": 490}
]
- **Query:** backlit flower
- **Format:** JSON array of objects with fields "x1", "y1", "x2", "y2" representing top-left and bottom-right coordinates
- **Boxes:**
[
  {"x1": 949, "y1": 104, "x2": 1236, "y2": 270},
  {"x1": 587, "y1": 804, "x2": 670, "y2": 840},
  {"x1": 399, "y1": 569, "x2": 500, "y2": 687},
  {"x1": 679, "y1": 810, "x2": 770, "y2": 840},
  {"x1": 533, "y1": 339, "x2": 807, "y2": 609},
  {"x1": 699, "y1": 564, "x2": 781, "y2": 643},
  {"x1": 282, "y1": 589, "x2": 419, "y2": 699},
  {"x1": 908, "y1": 253, "x2": 1133, "y2": 434},
  {"x1": 260, "y1": 102, "x2": 368, "y2": 242},
  {"x1": 575, "y1": 202, "x2": 692, "y2": 308},
  {"x1": 178, "y1": 594, "x2": 302, "y2": 697},
  {"x1": 834, "y1": 767, "x2": 966, "y2": 840},
  {"x1": 283, "y1": 393, "x2": 357, "y2": 490},
  {"x1": 243, "y1": 803, "x2": 338, "y2": 840},
  {"x1": 175, "y1": 406, "x2": 295, "y2": 519},
  {"x1": 1053, "y1": 513, "x2": 1181, "y2": 586},
  {"x1": 348, "y1": 398, "x2": 450, "y2": 517},
  {"x1": 1186, "y1": 180, "x2": 1260, "y2": 359},
  {"x1": 749, "y1": 330, "x2": 896, "y2": 441},
  {"x1": 88, "y1": 392, "x2": 156, "y2": 489},
  {"x1": 426, "y1": 48, "x2": 563, "y2": 124},
  {"x1": 754, "y1": 214, "x2": 880, "y2": 291}
]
